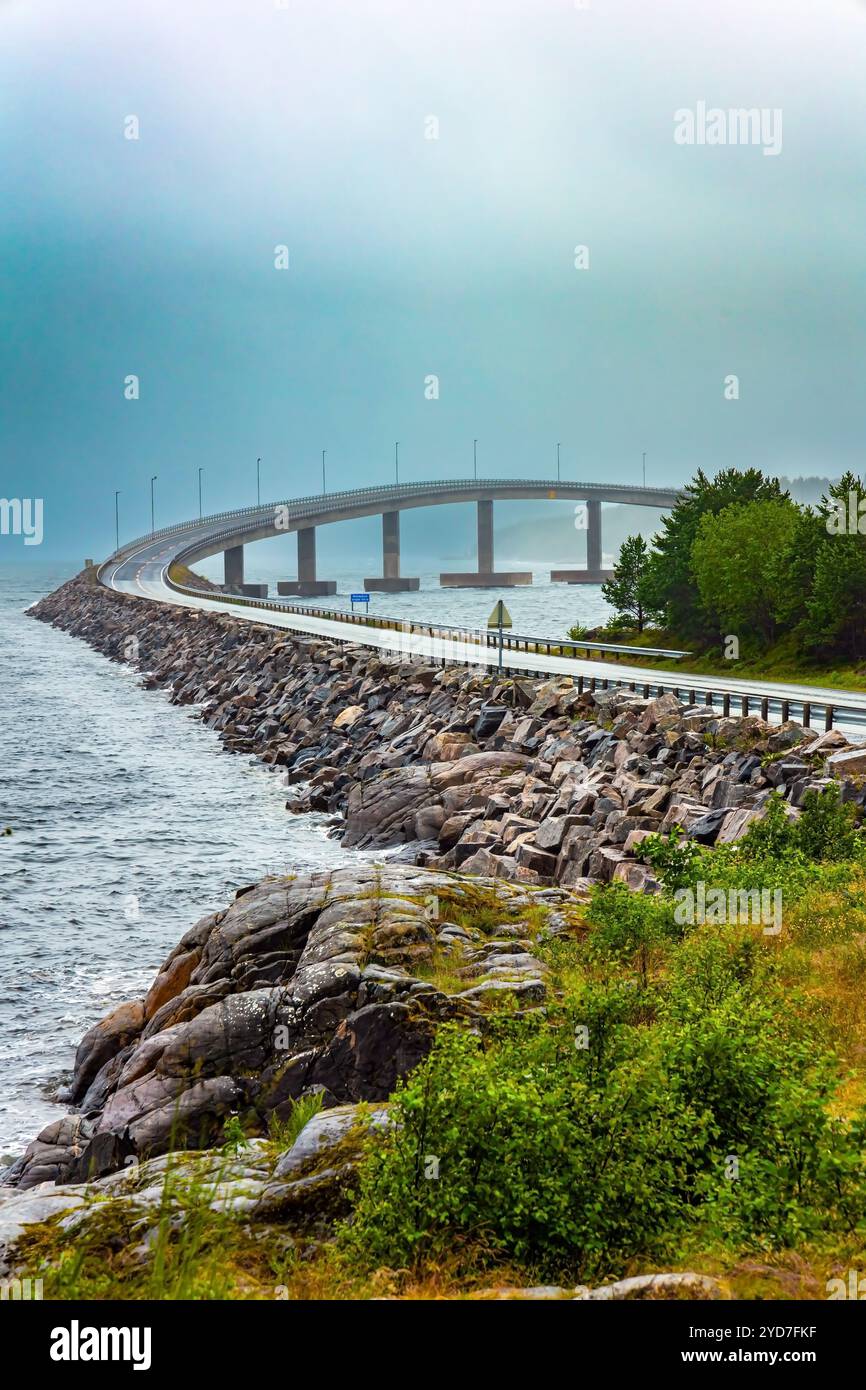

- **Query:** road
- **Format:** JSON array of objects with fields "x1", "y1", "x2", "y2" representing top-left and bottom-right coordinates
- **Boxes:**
[{"x1": 101, "y1": 526, "x2": 866, "y2": 739}]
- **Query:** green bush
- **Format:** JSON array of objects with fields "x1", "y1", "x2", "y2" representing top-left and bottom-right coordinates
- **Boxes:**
[
  {"x1": 703, "y1": 1089, "x2": 866, "y2": 1248},
  {"x1": 341, "y1": 1021, "x2": 704, "y2": 1280},
  {"x1": 342, "y1": 964, "x2": 866, "y2": 1279},
  {"x1": 641, "y1": 787, "x2": 863, "y2": 897},
  {"x1": 583, "y1": 883, "x2": 680, "y2": 984},
  {"x1": 341, "y1": 801, "x2": 866, "y2": 1284},
  {"x1": 794, "y1": 785, "x2": 861, "y2": 862}
]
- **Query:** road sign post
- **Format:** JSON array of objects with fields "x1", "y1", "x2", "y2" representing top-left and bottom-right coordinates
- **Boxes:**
[
  {"x1": 487, "y1": 598, "x2": 513, "y2": 671},
  {"x1": 350, "y1": 592, "x2": 370, "y2": 614}
]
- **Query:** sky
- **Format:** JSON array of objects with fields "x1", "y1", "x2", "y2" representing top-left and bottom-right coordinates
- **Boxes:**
[{"x1": 1, "y1": 0, "x2": 865, "y2": 562}]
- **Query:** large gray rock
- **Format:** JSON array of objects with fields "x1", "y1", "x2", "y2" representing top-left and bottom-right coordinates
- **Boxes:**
[
  {"x1": 8, "y1": 865, "x2": 561, "y2": 1189},
  {"x1": 826, "y1": 747, "x2": 866, "y2": 779},
  {"x1": 576, "y1": 1272, "x2": 725, "y2": 1301},
  {"x1": 273, "y1": 1103, "x2": 389, "y2": 1178},
  {"x1": 0, "y1": 1184, "x2": 86, "y2": 1266}
]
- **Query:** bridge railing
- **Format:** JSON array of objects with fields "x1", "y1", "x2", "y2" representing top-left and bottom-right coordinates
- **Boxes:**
[
  {"x1": 103, "y1": 476, "x2": 680, "y2": 563},
  {"x1": 161, "y1": 571, "x2": 687, "y2": 660}
]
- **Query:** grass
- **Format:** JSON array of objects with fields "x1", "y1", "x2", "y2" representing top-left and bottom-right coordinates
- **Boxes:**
[
  {"x1": 414, "y1": 941, "x2": 472, "y2": 994},
  {"x1": 266, "y1": 1091, "x2": 325, "y2": 1151}
]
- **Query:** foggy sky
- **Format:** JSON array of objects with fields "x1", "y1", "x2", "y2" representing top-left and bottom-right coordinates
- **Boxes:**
[{"x1": 1, "y1": 0, "x2": 864, "y2": 559}]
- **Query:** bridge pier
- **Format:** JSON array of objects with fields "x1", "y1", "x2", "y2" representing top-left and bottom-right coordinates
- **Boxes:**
[
  {"x1": 551, "y1": 499, "x2": 613, "y2": 583},
  {"x1": 364, "y1": 511, "x2": 419, "y2": 592},
  {"x1": 277, "y1": 526, "x2": 337, "y2": 598},
  {"x1": 440, "y1": 499, "x2": 532, "y2": 588},
  {"x1": 223, "y1": 544, "x2": 270, "y2": 597},
  {"x1": 224, "y1": 545, "x2": 244, "y2": 589}
]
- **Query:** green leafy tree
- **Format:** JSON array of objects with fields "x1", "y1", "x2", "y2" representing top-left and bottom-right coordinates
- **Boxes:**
[
  {"x1": 642, "y1": 468, "x2": 786, "y2": 639},
  {"x1": 772, "y1": 502, "x2": 825, "y2": 634},
  {"x1": 802, "y1": 473, "x2": 866, "y2": 659},
  {"x1": 689, "y1": 497, "x2": 801, "y2": 648},
  {"x1": 601, "y1": 534, "x2": 659, "y2": 632}
]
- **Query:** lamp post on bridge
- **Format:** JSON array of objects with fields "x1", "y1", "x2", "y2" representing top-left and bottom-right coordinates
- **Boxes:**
[
  {"x1": 114, "y1": 490, "x2": 121, "y2": 553},
  {"x1": 473, "y1": 439, "x2": 477, "y2": 480},
  {"x1": 322, "y1": 450, "x2": 326, "y2": 494},
  {"x1": 557, "y1": 442, "x2": 561, "y2": 483},
  {"x1": 395, "y1": 441, "x2": 399, "y2": 485},
  {"x1": 150, "y1": 476, "x2": 157, "y2": 535},
  {"x1": 256, "y1": 457, "x2": 261, "y2": 507},
  {"x1": 642, "y1": 451, "x2": 646, "y2": 487},
  {"x1": 198, "y1": 467, "x2": 203, "y2": 519}
]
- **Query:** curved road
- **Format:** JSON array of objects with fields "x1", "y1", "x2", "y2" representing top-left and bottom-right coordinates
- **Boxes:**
[{"x1": 100, "y1": 485, "x2": 866, "y2": 739}]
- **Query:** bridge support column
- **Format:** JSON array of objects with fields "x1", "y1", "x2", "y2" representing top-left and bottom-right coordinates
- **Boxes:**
[
  {"x1": 587, "y1": 499, "x2": 601, "y2": 572},
  {"x1": 441, "y1": 498, "x2": 531, "y2": 587},
  {"x1": 478, "y1": 498, "x2": 493, "y2": 572},
  {"x1": 277, "y1": 526, "x2": 336, "y2": 597},
  {"x1": 223, "y1": 546, "x2": 271, "y2": 597},
  {"x1": 223, "y1": 545, "x2": 270, "y2": 598},
  {"x1": 551, "y1": 498, "x2": 614, "y2": 584},
  {"x1": 364, "y1": 511, "x2": 419, "y2": 592},
  {"x1": 224, "y1": 545, "x2": 244, "y2": 590}
]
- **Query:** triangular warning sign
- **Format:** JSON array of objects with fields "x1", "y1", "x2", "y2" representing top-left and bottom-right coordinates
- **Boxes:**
[{"x1": 487, "y1": 599, "x2": 513, "y2": 629}]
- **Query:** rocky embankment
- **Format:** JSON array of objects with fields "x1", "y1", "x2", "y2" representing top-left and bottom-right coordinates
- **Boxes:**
[
  {"x1": 30, "y1": 575, "x2": 864, "y2": 889},
  {"x1": 5, "y1": 863, "x2": 571, "y2": 1191},
  {"x1": 6, "y1": 573, "x2": 862, "y2": 1294},
  {"x1": 0, "y1": 860, "x2": 584, "y2": 1285}
]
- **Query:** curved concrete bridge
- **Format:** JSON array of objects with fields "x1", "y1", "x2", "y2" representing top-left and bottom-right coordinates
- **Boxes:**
[
  {"x1": 98, "y1": 478, "x2": 866, "y2": 739},
  {"x1": 106, "y1": 476, "x2": 679, "y2": 597}
]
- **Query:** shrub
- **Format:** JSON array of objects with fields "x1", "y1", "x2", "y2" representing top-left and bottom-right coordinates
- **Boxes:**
[
  {"x1": 584, "y1": 883, "x2": 680, "y2": 985},
  {"x1": 343, "y1": 897, "x2": 866, "y2": 1280},
  {"x1": 640, "y1": 828, "x2": 703, "y2": 890},
  {"x1": 341, "y1": 1021, "x2": 704, "y2": 1281}
]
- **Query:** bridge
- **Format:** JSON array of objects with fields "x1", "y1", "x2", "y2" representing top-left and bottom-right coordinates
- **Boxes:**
[
  {"x1": 97, "y1": 478, "x2": 866, "y2": 738},
  {"x1": 107, "y1": 477, "x2": 680, "y2": 598}
]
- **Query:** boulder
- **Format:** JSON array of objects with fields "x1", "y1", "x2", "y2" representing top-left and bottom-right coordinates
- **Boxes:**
[
  {"x1": 273, "y1": 1103, "x2": 390, "y2": 1179},
  {"x1": 826, "y1": 747, "x2": 866, "y2": 779},
  {"x1": 69, "y1": 1000, "x2": 146, "y2": 1103}
]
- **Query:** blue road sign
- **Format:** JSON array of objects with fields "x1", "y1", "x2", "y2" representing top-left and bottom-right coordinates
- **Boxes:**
[{"x1": 350, "y1": 593, "x2": 370, "y2": 603}]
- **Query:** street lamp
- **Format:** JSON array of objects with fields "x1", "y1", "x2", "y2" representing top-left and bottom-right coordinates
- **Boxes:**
[
  {"x1": 150, "y1": 476, "x2": 157, "y2": 534},
  {"x1": 642, "y1": 451, "x2": 646, "y2": 487},
  {"x1": 474, "y1": 439, "x2": 477, "y2": 480},
  {"x1": 256, "y1": 457, "x2": 261, "y2": 507},
  {"x1": 557, "y1": 443, "x2": 561, "y2": 483},
  {"x1": 322, "y1": 450, "x2": 326, "y2": 494},
  {"x1": 198, "y1": 467, "x2": 203, "y2": 519},
  {"x1": 114, "y1": 490, "x2": 121, "y2": 553},
  {"x1": 395, "y1": 441, "x2": 399, "y2": 485}
]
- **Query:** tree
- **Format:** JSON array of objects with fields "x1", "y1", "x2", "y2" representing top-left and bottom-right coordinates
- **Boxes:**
[
  {"x1": 802, "y1": 474, "x2": 866, "y2": 659},
  {"x1": 772, "y1": 503, "x2": 824, "y2": 635},
  {"x1": 601, "y1": 535, "x2": 658, "y2": 632},
  {"x1": 690, "y1": 498, "x2": 801, "y2": 648},
  {"x1": 642, "y1": 469, "x2": 786, "y2": 640}
]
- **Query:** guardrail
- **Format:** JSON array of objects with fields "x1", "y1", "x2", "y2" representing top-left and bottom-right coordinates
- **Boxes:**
[
  {"x1": 161, "y1": 565, "x2": 687, "y2": 662},
  {"x1": 494, "y1": 631, "x2": 690, "y2": 661},
  {"x1": 154, "y1": 567, "x2": 855, "y2": 732}
]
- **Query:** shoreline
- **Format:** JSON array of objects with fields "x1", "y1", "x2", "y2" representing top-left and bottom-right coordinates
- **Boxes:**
[{"x1": 28, "y1": 572, "x2": 857, "y2": 889}]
